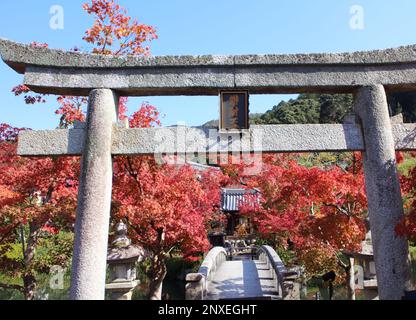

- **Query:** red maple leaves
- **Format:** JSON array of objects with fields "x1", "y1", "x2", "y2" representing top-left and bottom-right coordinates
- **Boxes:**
[
  {"x1": 226, "y1": 154, "x2": 368, "y2": 276},
  {"x1": 396, "y1": 153, "x2": 416, "y2": 242},
  {"x1": 128, "y1": 102, "x2": 161, "y2": 128},
  {"x1": 82, "y1": 0, "x2": 157, "y2": 56},
  {"x1": 112, "y1": 159, "x2": 224, "y2": 257},
  {"x1": 0, "y1": 131, "x2": 80, "y2": 246},
  {"x1": 55, "y1": 96, "x2": 87, "y2": 127},
  {"x1": 11, "y1": 0, "x2": 159, "y2": 128}
]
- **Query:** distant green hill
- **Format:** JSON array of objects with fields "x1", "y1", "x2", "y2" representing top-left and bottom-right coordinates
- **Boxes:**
[
  {"x1": 202, "y1": 92, "x2": 416, "y2": 127},
  {"x1": 250, "y1": 94, "x2": 353, "y2": 125},
  {"x1": 201, "y1": 119, "x2": 219, "y2": 128}
]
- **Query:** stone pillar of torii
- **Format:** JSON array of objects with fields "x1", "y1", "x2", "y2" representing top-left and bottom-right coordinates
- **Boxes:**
[{"x1": 1, "y1": 38, "x2": 415, "y2": 300}]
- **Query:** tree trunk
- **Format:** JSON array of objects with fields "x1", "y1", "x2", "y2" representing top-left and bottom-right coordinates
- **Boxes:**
[
  {"x1": 340, "y1": 257, "x2": 356, "y2": 300},
  {"x1": 22, "y1": 224, "x2": 38, "y2": 300},
  {"x1": 346, "y1": 257, "x2": 356, "y2": 300},
  {"x1": 337, "y1": 254, "x2": 355, "y2": 300},
  {"x1": 23, "y1": 273, "x2": 36, "y2": 300},
  {"x1": 148, "y1": 254, "x2": 167, "y2": 300}
]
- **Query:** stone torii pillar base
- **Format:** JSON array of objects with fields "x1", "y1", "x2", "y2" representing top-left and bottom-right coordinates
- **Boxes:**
[
  {"x1": 69, "y1": 89, "x2": 119, "y2": 300},
  {"x1": 355, "y1": 85, "x2": 412, "y2": 300}
]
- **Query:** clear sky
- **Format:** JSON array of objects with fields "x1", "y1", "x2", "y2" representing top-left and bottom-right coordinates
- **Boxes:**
[{"x1": 1, "y1": 0, "x2": 416, "y2": 129}]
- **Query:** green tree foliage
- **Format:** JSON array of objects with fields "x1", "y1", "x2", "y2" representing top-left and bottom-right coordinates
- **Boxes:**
[
  {"x1": 253, "y1": 95, "x2": 320, "y2": 124},
  {"x1": 388, "y1": 92, "x2": 416, "y2": 123},
  {"x1": 0, "y1": 231, "x2": 73, "y2": 298},
  {"x1": 249, "y1": 91, "x2": 416, "y2": 126},
  {"x1": 204, "y1": 88, "x2": 416, "y2": 129},
  {"x1": 318, "y1": 94, "x2": 354, "y2": 124},
  {"x1": 251, "y1": 94, "x2": 354, "y2": 125}
]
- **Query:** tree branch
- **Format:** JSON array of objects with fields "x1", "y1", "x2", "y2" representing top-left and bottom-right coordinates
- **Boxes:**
[
  {"x1": 323, "y1": 202, "x2": 351, "y2": 217},
  {"x1": 0, "y1": 282, "x2": 24, "y2": 293},
  {"x1": 324, "y1": 240, "x2": 350, "y2": 270},
  {"x1": 0, "y1": 222, "x2": 21, "y2": 244}
]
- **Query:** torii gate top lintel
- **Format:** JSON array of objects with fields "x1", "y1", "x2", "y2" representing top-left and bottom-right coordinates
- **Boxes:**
[{"x1": 2, "y1": 38, "x2": 416, "y2": 96}]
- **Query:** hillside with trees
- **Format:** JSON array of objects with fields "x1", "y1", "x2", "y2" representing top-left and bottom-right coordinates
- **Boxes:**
[
  {"x1": 250, "y1": 94, "x2": 353, "y2": 125},
  {"x1": 203, "y1": 92, "x2": 416, "y2": 127}
]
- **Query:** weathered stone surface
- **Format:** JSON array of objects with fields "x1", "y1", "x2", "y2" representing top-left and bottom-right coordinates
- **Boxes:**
[
  {"x1": 185, "y1": 247, "x2": 227, "y2": 300},
  {"x1": 390, "y1": 113, "x2": 404, "y2": 124},
  {"x1": 234, "y1": 63, "x2": 416, "y2": 94},
  {"x1": 0, "y1": 38, "x2": 234, "y2": 72},
  {"x1": 185, "y1": 276, "x2": 205, "y2": 300},
  {"x1": 105, "y1": 280, "x2": 139, "y2": 301},
  {"x1": 105, "y1": 280, "x2": 139, "y2": 290},
  {"x1": 4, "y1": 37, "x2": 416, "y2": 301},
  {"x1": 233, "y1": 45, "x2": 416, "y2": 65},
  {"x1": 256, "y1": 124, "x2": 364, "y2": 153},
  {"x1": 107, "y1": 246, "x2": 144, "y2": 263},
  {"x1": 17, "y1": 129, "x2": 85, "y2": 156},
  {"x1": 3, "y1": 38, "x2": 416, "y2": 71},
  {"x1": 16, "y1": 124, "x2": 416, "y2": 156},
  {"x1": 185, "y1": 273, "x2": 204, "y2": 282},
  {"x1": 3, "y1": 39, "x2": 416, "y2": 95},
  {"x1": 355, "y1": 85, "x2": 412, "y2": 300},
  {"x1": 70, "y1": 89, "x2": 118, "y2": 300},
  {"x1": 257, "y1": 245, "x2": 302, "y2": 300},
  {"x1": 205, "y1": 260, "x2": 279, "y2": 300},
  {"x1": 198, "y1": 245, "x2": 299, "y2": 300},
  {"x1": 198, "y1": 247, "x2": 227, "y2": 279},
  {"x1": 23, "y1": 65, "x2": 235, "y2": 96}
]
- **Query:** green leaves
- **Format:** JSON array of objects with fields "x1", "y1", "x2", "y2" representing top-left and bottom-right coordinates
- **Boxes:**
[{"x1": 251, "y1": 94, "x2": 353, "y2": 125}]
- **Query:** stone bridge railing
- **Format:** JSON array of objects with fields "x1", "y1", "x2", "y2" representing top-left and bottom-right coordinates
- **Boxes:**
[
  {"x1": 185, "y1": 246, "x2": 227, "y2": 300},
  {"x1": 257, "y1": 245, "x2": 303, "y2": 300}
]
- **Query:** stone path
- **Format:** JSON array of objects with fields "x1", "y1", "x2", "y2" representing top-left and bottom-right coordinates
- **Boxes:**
[{"x1": 206, "y1": 259, "x2": 279, "y2": 300}]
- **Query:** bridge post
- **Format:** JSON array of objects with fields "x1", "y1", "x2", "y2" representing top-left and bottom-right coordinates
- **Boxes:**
[
  {"x1": 355, "y1": 85, "x2": 412, "y2": 300},
  {"x1": 69, "y1": 89, "x2": 119, "y2": 300},
  {"x1": 185, "y1": 274, "x2": 205, "y2": 300}
]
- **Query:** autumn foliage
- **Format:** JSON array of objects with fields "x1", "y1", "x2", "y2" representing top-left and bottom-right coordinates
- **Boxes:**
[
  {"x1": 12, "y1": 0, "x2": 158, "y2": 128},
  {"x1": 0, "y1": 0, "x2": 227, "y2": 300},
  {"x1": 82, "y1": 0, "x2": 157, "y2": 55},
  {"x1": 225, "y1": 154, "x2": 368, "y2": 278},
  {"x1": 112, "y1": 156, "x2": 225, "y2": 298},
  {"x1": 110, "y1": 112, "x2": 225, "y2": 299},
  {"x1": 396, "y1": 152, "x2": 416, "y2": 243},
  {"x1": 0, "y1": 124, "x2": 79, "y2": 298},
  {"x1": 3, "y1": 0, "x2": 416, "y2": 302}
]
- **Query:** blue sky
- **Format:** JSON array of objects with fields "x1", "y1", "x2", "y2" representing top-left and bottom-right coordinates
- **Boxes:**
[{"x1": 1, "y1": 0, "x2": 416, "y2": 129}]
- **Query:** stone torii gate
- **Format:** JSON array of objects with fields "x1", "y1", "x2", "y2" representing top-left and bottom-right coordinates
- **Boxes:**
[{"x1": 1, "y1": 39, "x2": 415, "y2": 300}]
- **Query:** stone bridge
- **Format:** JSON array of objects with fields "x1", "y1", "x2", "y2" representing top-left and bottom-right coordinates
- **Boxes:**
[{"x1": 185, "y1": 246, "x2": 302, "y2": 300}]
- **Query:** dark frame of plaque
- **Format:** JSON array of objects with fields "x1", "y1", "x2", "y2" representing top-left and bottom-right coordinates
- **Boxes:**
[{"x1": 219, "y1": 90, "x2": 249, "y2": 130}]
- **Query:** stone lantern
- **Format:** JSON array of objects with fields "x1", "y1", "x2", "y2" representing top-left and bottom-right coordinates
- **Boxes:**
[{"x1": 106, "y1": 221, "x2": 144, "y2": 300}]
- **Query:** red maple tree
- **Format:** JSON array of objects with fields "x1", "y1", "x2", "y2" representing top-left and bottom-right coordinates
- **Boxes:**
[
  {"x1": 0, "y1": 0, "x2": 161, "y2": 299},
  {"x1": 82, "y1": 0, "x2": 157, "y2": 56},
  {"x1": 113, "y1": 156, "x2": 225, "y2": 299},
  {"x1": 12, "y1": 0, "x2": 158, "y2": 129},
  {"x1": 1, "y1": 1, "x2": 226, "y2": 301},
  {"x1": 396, "y1": 152, "x2": 416, "y2": 243},
  {"x1": 0, "y1": 124, "x2": 79, "y2": 299},
  {"x1": 224, "y1": 153, "x2": 368, "y2": 297}
]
